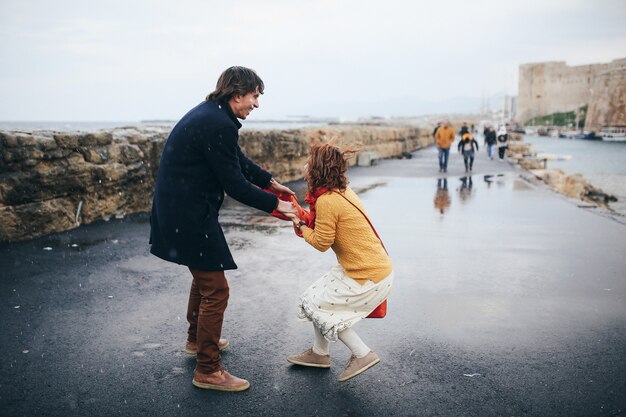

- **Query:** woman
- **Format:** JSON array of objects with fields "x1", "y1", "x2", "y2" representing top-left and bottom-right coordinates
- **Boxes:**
[
  {"x1": 497, "y1": 125, "x2": 509, "y2": 160},
  {"x1": 286, "y1": 143, "x2": 394, "y2": 382}
]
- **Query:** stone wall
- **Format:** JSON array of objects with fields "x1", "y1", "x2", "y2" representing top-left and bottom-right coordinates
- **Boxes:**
[
  {"x1": 584, "y1": 67, "x2": 626, "y2": 130},
  {"x1": 0, "y1": 125, "x2": 432, "y2": 242},
  {"x1": 517, "y1": 58, "x2": 626, "y2": 125}
]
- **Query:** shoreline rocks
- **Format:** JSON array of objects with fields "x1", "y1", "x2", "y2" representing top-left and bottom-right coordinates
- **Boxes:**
[
  {"x1": 0, "y1": 125, "x2": 432, "y2": 242},
  {"x1": 506, "y1": 133, "x2": 618, "y2": 209}
]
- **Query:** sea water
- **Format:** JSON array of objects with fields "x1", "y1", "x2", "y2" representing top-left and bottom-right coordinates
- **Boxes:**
[
  {"x1": 524, "y1": 135, "x2": 626, "y2": 216},
  {"x1": 0, "y1": 119, "x2": 330, "y2": 132}
]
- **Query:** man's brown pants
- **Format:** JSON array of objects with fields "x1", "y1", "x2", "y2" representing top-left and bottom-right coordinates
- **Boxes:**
[{"x1": 187, "y1": 268, "x2": 229, "y2": 374}]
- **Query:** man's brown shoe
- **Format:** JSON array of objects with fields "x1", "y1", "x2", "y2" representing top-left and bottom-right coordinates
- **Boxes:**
[
  {"x1": 337, "y1": 351, "x2": 380, "y2": 382},
  {"x1": 192, "y1": 370, "x2": 250, "y2": 392},
  {"x1": 184, "y1": 339, "x2": 229, "y2": 355},
  {"x1": 287, "y1": 348, "x2": 331, "y2": 368}
]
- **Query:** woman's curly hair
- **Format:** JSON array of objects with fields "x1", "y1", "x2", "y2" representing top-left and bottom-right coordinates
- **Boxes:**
[{"x1": 305, "y1": 143, "x2": 356, "y2": 193}]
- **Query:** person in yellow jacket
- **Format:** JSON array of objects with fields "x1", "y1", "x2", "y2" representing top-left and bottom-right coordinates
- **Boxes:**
[
  {"x1": 285, "y1": 143, "x2": 394, "y2": 382},
  {"x1": 435, "y1": 120, "x2": 455, "y2": 172}
]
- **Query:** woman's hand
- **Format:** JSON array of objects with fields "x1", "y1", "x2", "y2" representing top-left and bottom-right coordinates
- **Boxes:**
[
  {"x1": 284, "y1": 212, "x2": 299, "y2": 224},
  {"x1": 268, "y1": 178, "x2": 295, "y2": 196},
  {"x1": 285, "y1": 212, "x2": 306, "y2": 233}
]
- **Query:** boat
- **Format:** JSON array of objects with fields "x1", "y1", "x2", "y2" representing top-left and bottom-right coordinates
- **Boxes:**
[
  {"x1": 600, "y1": 126, "x2": 626, "y2": 142},
  {"x1": 572, "y1": 132, "x2": 602, "y2": 140},
  {"x1": 536, "y1": 152, "x2": 572, "y2": 161}
]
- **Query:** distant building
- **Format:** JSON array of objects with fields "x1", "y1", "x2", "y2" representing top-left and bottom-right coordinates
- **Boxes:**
[{"x1": 517, "y1": 58, "x2": 626, "y2": 129}]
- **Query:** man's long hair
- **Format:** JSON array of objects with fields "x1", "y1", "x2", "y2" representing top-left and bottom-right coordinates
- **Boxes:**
[{"x1": 206, "y1": 66, "x2": 264, "y2": 102}]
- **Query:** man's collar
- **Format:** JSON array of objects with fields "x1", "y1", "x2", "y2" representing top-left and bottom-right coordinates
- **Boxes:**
[{"x1": 217, "y1": 99, "x2": 242, "y2": 129}]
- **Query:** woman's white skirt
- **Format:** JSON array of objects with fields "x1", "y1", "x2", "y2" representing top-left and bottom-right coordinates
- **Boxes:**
[{"x1": 298, "y1": 264, "x2": 394, "y2": 341}]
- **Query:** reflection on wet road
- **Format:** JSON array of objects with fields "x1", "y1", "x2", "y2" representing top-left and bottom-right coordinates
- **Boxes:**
[
  {"x1": 349, "y1": 172, "x2": 624, "y2": 351},
  {"x1": 434, "y1": 178, "x2": 451, "y2": 215}
]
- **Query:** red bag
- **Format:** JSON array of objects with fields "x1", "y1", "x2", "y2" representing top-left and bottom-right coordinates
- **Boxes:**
[{"x1": 366, "y1": 299, "x2": 387, "y2": 319}]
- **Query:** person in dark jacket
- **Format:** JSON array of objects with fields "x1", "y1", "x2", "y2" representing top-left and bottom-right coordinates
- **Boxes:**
[
  {"x1": 150, "y1": 66, "x2": 297, "y2": 392},
  {"x1": 457, "y1": 126, "x2": 479, "y2": 172},
  {"x1": 484, "y1": 126, "x2": 497, "y2": 160},
  {"x1": 432, "y1": 121, "x2": 441, "y2": 139}
]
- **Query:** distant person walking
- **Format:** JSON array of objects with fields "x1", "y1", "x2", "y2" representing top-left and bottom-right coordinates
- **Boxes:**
[
  {"x1": 435, "y1": 120, "x2": 455, "y2": 173},
  {"x1": 285, "y1": 143, "x2": 393, "y2": 383},
  {"x1": 457, "y1": 125, "x2": 479, "y2": 172},
  {"x1": 484, "y1": 126, "x2": 497, "y2": 160},
  {"x1": 459, "y1": 122, "x2": 469, "y2": 137},
  {"x1": 150, "y1": 66, "x2": 297, "y2": 392},
  {"x1": 432, "y1": 121, "x2": 442, "y2": 140},
  {"x1": 497, "y1": 125, "x2": 509, "y2": 160}
]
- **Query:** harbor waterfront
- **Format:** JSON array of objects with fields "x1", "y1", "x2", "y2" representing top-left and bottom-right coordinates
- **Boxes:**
[
  {"x1": 523, "y1": 135, "x2": 626, "y2": 216},
  {"x1": 1, "y1": 145, "x2": 624, "y2": 416}
]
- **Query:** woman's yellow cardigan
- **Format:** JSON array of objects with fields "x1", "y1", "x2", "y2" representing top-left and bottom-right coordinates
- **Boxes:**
[{"x1": 302, "y1": 187, "x2": 392, "y2": 284}]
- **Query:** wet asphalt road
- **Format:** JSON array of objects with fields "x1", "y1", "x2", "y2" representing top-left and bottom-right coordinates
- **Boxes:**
[{"x1": 1, "y1": 147, "x2": 625, "y2": 416}]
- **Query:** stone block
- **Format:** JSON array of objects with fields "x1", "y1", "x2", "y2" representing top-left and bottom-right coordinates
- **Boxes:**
[
  {"x1": 125, "y1": 134, "x2": 145, "y2": 144},
  {"x1": 0, "y1": 132, "x2": 17, "y2": 147},
  {"x1": 3, "y1": 150, "x2": 16, "y2": 163},
  {"x1": 80, "y1": 148, "x2": 108, "y2": 164},
  {"x1": 519, "y1": 158, "x2": 545, "y2": 170},
  {"x1": 37, "y1": 136, "x2": 58, "y2": 150},
  {"x1": 34, "y1": 161, "x2": 57, "y2": 176},
  {"x1": 93, "y1": 163, "x2": 129, "y2": 182},
  {"x1": 0, "y1": 198, "x2": 77, "y2": 242},
  {"x1": 79, "y1": 132, "x2": 113, "y2": 146},
  {"x1": 66, "y1": 151, "x2": 86, "y2": 166},
  {"x1": 118, "y1": 143, "x2": 144, "y2": 164},
  {"x1": 24, "y1": 159, "x2": 38, "y2": 167},
  {"x1": 25, "y1": 148, "x2": 44, "y2": 160},
  {"x1": 53, "y1": 133, "x2": 80, "y2": 148},
  {"x1": 43, "y1": 149, "x2": 72, "y2": 160},
  {"x1": 357, "y1": 151, "x2": 379, "y2": 166},
  {"x1": 16, "y1": 134, "x2": 38, "y2": 147}
]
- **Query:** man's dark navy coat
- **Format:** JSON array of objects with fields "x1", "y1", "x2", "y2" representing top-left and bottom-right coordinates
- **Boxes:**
[{"x1": 150, "y1": 100, "x2": 278, "y2": 271}]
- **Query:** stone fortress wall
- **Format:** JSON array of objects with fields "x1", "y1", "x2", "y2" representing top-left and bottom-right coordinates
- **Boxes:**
[
  {"x1": 585, "y1": 64, "x2": 626, "y2": 130},
  {"x1": 0, "y1": 125, "x2": 433, "y2": 242},
  {"x1": 517, "y1": 58, "x2": 626, "y2": 129}
]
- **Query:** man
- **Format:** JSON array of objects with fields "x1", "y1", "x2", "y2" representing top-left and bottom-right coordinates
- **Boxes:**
[
  {"x1": 434, "y1": 120, "x2": 455, "y2": 173},
  {"x1": 484, "y1": 126, "x2": 497, "y2": 160},
  {"x1": 150, "y1": 66, "x2": 297, "y2": 392}
]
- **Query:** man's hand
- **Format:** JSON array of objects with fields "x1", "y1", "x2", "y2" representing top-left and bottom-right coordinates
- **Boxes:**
[
  {"x1": 276, "y1": 199, "x2": 297, "y2": 217},
  {"x1": 268, "y1": 178, "x2": 295, "y2": 196}
]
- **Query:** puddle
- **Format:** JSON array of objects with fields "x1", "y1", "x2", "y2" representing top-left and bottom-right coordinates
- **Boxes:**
[
  {"x1": 352, "y1": 181, "x2": 388, "y2": 195},
  {"x1": 38, "y1": 236, "x2": 118, "y2": 251}
]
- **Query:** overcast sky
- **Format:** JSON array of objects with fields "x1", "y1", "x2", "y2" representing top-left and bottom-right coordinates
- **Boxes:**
[{"x1": 1, "y1": 0, "x2": 625, "y2": 121}]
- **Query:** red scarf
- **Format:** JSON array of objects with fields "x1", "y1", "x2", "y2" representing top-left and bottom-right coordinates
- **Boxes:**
[{"x1": 303, "y1": 187, "x2": 329, "y2": 230}]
